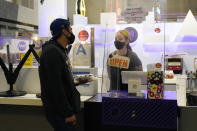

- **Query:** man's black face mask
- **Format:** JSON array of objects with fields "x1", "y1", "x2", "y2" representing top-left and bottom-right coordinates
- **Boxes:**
[
  {"x1": 67, "y1": 32, "x2": 75, "y2": 44},
  {"x1": 64, "y1": 29, "x2": 75, "y2": 45}
]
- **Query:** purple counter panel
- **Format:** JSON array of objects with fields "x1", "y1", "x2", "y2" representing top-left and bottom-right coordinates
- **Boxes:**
[{"x1": 102, "y1": 91, "x2": 177, "y2": 129}]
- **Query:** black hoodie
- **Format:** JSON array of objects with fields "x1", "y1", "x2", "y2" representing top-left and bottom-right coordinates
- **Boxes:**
[{"x1": 39, "y1": 40, "x2": 80, "y2": 118}]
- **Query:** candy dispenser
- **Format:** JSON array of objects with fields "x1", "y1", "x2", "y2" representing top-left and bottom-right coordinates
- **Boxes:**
[{"x1": 147, "y1": 63, "x2": 164, "y2": 99}]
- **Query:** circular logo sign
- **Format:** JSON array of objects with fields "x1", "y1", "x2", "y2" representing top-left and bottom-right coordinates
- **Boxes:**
[
  {"x1": 18, "y1": 41, "x2": 27, "y2": 51},
  {"x1": 78, "y1": 30, "x2": 89, "y2": 41},
  {"x1": 125, "y1": 27, "x2": 138, "y2": 43},
  {"x1": 156, "y1": 63, "x2": 162, "y2": 68}
]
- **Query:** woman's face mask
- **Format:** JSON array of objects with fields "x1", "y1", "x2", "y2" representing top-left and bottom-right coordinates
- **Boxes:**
[
  {"x1": 114, "y1": 32, "x2": 128, "y2": 50},
  {"x1": 114, "y1": 41, "x2": 125, "y2": 50}
]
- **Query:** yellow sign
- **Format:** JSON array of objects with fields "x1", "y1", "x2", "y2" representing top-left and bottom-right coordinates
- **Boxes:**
[
  {"x1": 21, "y1": 53, "x2": 33, "y2": 67},
  {"x1": 76, "y1": 0, "x2": 86, "y2": 16},
  {"x1": 108, "y1": 55, "x2": 130, "y2": 69}
]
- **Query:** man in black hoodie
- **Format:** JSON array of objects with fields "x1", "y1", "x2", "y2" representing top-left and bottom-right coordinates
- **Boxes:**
[{"x1": 39, "y1": 18, "x2": 80, "y2": 131}]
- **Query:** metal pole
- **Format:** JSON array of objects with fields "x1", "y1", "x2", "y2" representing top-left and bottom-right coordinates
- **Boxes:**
[{"x1": 90, "y1": 28, "x2": 95, "y2": 68}]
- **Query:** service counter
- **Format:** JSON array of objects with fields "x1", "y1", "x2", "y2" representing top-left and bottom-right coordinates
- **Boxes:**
[
  {"x1": 84, "y1": 90, "x2": 177, "y2": 131},
  {"x1": 0, "y1": 75, "x2": 196, "y2": 131},
  {"x1": 0, "y1": 91, "x2": 197, "y2": 131},
  {"x1": 0, "y1": 66, "x2": 97, "y2": 131},
  {"x1": 0, "y1": 95, "x2": 91, "y2": 131},
  {"x1": 84, "y1": 88, "x2": 197, "y2": 131}
]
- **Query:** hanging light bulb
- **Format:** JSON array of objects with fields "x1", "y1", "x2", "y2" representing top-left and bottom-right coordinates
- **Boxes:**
[
  {"x1": 154, "y1": 27, "x2": 161, "y2": 33},
  {"x1": 154, "y1": 21, "x2": 161, "y2": 33},
  {"x1": 154, "y1": 0, "x2": 161, "y2": 34}
]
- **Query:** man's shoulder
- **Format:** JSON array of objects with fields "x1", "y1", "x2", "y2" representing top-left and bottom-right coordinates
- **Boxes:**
[
  {"x1": 42, "y1": 41, "x2": 61, "y2": 54},
  {"x1": 43, "y1": 41, "x2": 56, "y2": 49},
  {"x1": 41, "y1": 42, "x2": 62, "y2": 59}
]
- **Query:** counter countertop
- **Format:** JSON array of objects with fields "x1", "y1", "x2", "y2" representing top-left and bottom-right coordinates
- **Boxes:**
[{"x1": 0, "y1": 94, "x2": 92, "y2": 106}]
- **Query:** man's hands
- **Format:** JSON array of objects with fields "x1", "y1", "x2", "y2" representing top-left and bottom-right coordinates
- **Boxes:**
[
  {"x1": 74, "y1": 74, "x2": 95, "y2": 86},
  {"x1": 65, "y1": 115, "x2": 77, "y2": 125}
]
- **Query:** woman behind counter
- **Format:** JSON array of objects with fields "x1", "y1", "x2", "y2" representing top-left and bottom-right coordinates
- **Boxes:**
[{"x1": 107, "y1": 30, "x2": 143, "y2": 91}]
